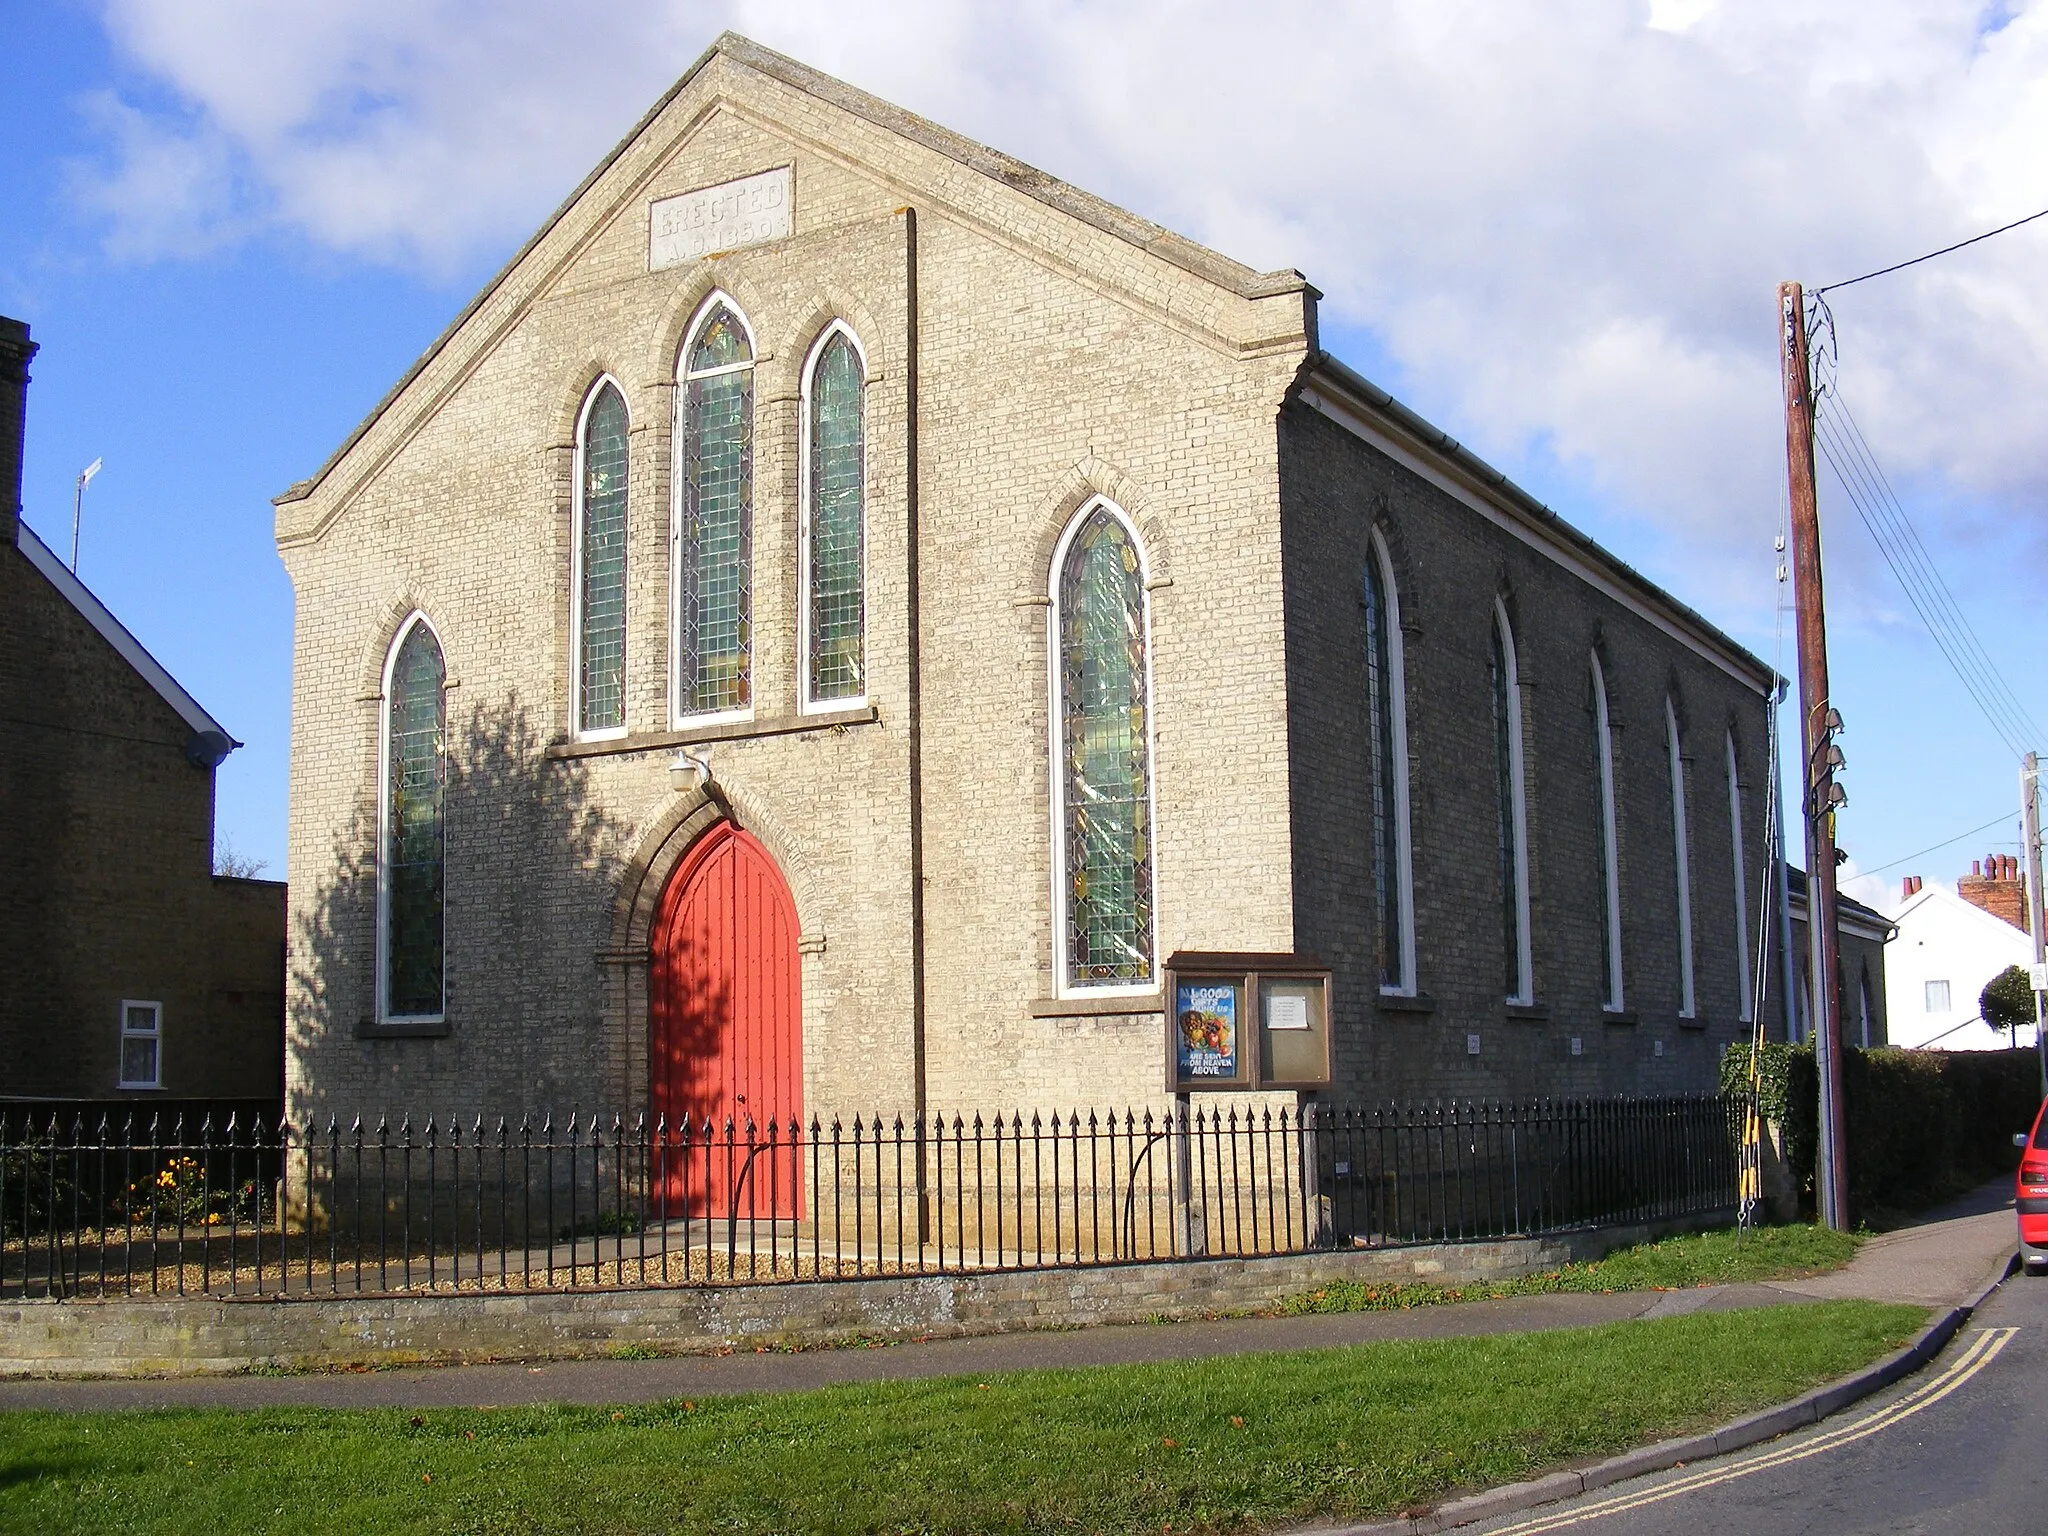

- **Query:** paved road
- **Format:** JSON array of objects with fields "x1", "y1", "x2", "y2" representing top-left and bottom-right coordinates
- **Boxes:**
[{"x1": 1462, "y1": 1268, "x2": 2048, "y2": 1535}]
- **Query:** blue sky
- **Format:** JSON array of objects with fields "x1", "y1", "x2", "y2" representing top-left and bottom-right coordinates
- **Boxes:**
[{"x1": 7, "y1": 1, "x2": 2047, "y2": 909}]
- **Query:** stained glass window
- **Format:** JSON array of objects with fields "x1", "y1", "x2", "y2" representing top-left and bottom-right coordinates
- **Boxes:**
[
  {"x1": 1058, "y1": 505, "x2": 1154, "y2": 987},
  {"x1": 1491, "y1": 614, "x2": 1528, "y2": 1001},
  {"x1": 680, "y1": 304, "x2": 753, "y2": 716},
  {"x1": 1364, "y1": 552, "x2": 1406, "y2": 990},
  {"x1": 578, "y1": 381, "x2": 628, "y2": 734},
  {"x1": 806, "y1": 331, "x2": 865, "y2": 703},
  {"x1": 1591, "y1": 655, "x2": 1623, "y2": 1011},
  {"x1": 385, "y1": 620, "x2": 445, "y2": 1019}
]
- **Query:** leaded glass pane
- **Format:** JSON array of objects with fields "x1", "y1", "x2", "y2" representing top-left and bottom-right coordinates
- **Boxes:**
[
  {"x1": 386, "y1": 624, "x2": 445, "y2": 1017},
  {"x1": 682, "y1": 313, "x2": 753, "y2": 715},
  {"x1": 689, "y1": 307, "x2": 752, "y2": 372},
  {"x1": 808, "y1": 333, "x2": 865, "y2": 702},
  {"x1": 1491, "y1": 623, "x2": 1521, "y2": 998},
  {"x1": 578, "y1": 383, "x2": 628, "y2": 733},
  {"x1": 1059, "y1": 508, "x2": 1153, "y2": 986},
  {"x1": 1365, "y1": 558, "x2": 1404, "y2": 990}
]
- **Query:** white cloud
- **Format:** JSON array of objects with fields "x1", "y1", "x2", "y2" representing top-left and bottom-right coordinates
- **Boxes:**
[{"x1": 74, "y1": 0, "x2": 2048, "y2": 632}]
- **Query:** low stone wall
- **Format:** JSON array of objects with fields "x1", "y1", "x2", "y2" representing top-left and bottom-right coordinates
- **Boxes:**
[{"x1": 1, "y1": 1213, "x2": 1725, "y2": 1378}]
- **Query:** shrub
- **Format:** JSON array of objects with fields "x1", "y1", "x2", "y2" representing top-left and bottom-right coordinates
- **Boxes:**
[
  {"x1": 1722, "y1": 1041, "x2": 2041, "y2": 1222},
  {"x1": 1981, "y1": 965, "x2": 2035, "y2": 1043}
]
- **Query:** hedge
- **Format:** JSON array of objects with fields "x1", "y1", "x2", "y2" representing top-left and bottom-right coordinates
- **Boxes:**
[{"x1": 1721, "y1": 1043, "x2": 2043, "y2": 1221}]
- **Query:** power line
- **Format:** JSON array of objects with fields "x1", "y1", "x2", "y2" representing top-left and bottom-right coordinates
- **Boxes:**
[
  {"x1": 1815, "y1": 203, "x2": 2048, "y2": 294},
  {"x1": 1855, "y1": 809, "x2": 2016, "y2": 879},
  {"x1": 1812, "y1": 405, "x2": 2033, "y2": 752},
  {"x1": 1809, "y1": 385, "x2": 2043, "y2": 759}
]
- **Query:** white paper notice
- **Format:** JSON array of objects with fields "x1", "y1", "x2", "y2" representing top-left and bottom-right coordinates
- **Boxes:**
[
  {"x1": 648, "y1": 168, "x2": 792, "y2": 271},
  {"x1": 1266, "y1": 992, "x2": 1309, "y2": 1031}
]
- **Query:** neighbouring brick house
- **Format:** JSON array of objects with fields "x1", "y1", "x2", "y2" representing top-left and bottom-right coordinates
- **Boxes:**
[
  {"x1": 279, "y1": 34, "x2": 1787, "y2": 1135},
  {"x1": 0, "y1": 316, "x2": 286, "y2": 1109}
]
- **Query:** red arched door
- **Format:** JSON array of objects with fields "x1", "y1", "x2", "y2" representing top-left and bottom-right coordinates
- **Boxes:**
[{"x1": 650, "y1": 822, "x2": 803, "y2": 1217}]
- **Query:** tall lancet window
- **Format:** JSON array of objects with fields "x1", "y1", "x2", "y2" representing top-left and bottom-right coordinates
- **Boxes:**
[
  {"x1": 1666, "y1": 696, "x2": 1697, "y2": 1018},
  {"x1": 1365, "y1": 532, "x2": 1416, "y2": 993},
  {"x1": 1590, "y1": 652, "x2": 1624, "y2": 1013},
  {"x1": 676, "y1": 297, "x2": 754, "y2": 720},
  {"x1": 1053, "y1": 500, "x2": 1155, "y2": 991},
  {"x1": 1491, "y1": 602, "x2": 1534, "y2": 1004},
  {"x1": 1727, "y1": 730, "x2": 1753, "y2": 1022},
  {"x1": 802, "y1": 325, "x2": 866, "y2": 707},
  {"x1": 381, "y1": 615, "x2": 446, "y2": 1022},
  {"x1": 574, "y1": 379, "x2": 628, "y2": 736}
]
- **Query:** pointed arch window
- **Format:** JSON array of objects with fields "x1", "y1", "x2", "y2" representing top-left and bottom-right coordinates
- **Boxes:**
[
  {"x1": 380, "y1": 615, "x2": 446, "y2": 1022},
  {"x1": 1052, "y1": 500, "x2": 1155, "y2": 991},
  {"x1": 1365, "y1": 532, "x2": 1416, "y2": 993},
  {"x1": 1491, "y1": 602, "x2": 1533, "y2": 1004},
  {"x1": 675, "y1": 298, "x2": 754, "y2": 720},
  {"x1": 1666, "y1": 696, "x2": 1697, "y2": 1018},
  {"x1": 1727, "y1": 730, "x2": 1753, "y2": 1022},
  {"x1": 1590, "y1": 652, "x2": 1624, "y2": 1013},
  {"x1": 573, "y1": 378, "x2": 629, "y2": 737},
  {"x1": 801, "y1": 325, "x2": 866, "y2": 708}
]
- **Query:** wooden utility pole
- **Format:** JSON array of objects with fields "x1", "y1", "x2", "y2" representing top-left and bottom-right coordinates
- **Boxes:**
[
  {"x1": 2022, "y1": 754, "x2": 2046, "y2": 1096},
  {"x1": 1779, "y1": 281, "x2": 1850, "y2": 1230}
]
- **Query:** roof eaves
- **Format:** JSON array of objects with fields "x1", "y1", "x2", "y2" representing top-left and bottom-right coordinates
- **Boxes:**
[
  {"x1": 1299, "y1": 351, "x2": 1777, "y2": 694},
  {"x1": 14, "y1": 522, "x2": 236, "y2": 747}
]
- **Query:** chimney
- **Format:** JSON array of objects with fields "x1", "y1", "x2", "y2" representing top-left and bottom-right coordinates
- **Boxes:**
[
  {"x1": 1902, "y1": 875, "x2": 1923, "y2": 900},
  {"x1": 0, "y1": 315, "x2": 35, "y2": 549},
  {"x1": 1958, "y1": 851, "x2": 2028, "y2": 932}
]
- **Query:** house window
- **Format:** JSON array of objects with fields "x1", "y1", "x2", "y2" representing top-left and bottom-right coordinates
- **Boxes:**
[
  {"x1": 802, "y1": 324, "x2": 866, "y2": 708},
  {"x1": 574, "y1": 378, "x2": 629, "y2": 736},
  {"x1": 381, "y1": 614, "x2": 446, "y2": 1021},
  {"x1": 1727, "y1": 730, "x2": 1752, "y2": 1022},
  {"x1": 1925, "y1": 979, "x2": 1951, "y2": 1013},
  {"x1": 676, "y1": 297, "x2": 754, "y2": 720},
  {"x1": 1364, "y1": 532, "x2": 1415, "y2": 994},
  {"x1": 118, "y1": 1001, "x2": 161, "y2": 1089},
  {"x1": 1491, "y1": 601, "x2": 1533, "y2": 1004},
  {"x1": 1666, "y1": 697, "x2": 1696, "y2": 1019},
  {"x1": 1590, "y1": 653, "x2": 1624, "y2": 1012},
  {"x1": 1052, "y1": 499, "x2": 1155, "y2": 991},
  {"x1": 1859, "y1": 964, "x2": 1874, "y2": 1047}
]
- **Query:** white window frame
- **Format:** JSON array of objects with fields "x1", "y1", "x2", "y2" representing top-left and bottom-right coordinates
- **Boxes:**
[
  {"x1": 1495, "y1": 600, "x2": 1535, "y2": 1005},
  {"x1": 377, "y1": 609, "x2": 447, "y2": 1025},
  {"x1": 570, "y1": 373, "x2": 630, "y2": 743},
  {"x1": 797, "y1": 320, "x2": 870, "y2": 715},
  {"x1": 1726, "y1": 729, "x2": 1753, "y2": 1022},
  {"x1": 1925, "y1": 978, "x2": 1951, "y2": 1014},
  {"x1": 1048, "y1": 496, "x2": 1161, "y2": 999},
  {"x1": 670, "y1": 290, "x2": 759, "y2": 729},
  {"x1": 1368, "y1": 530, "x2": 1417, "y2": 996},
  {"x1": 1665, "y1": 696, "x2": 1696, "y2": 1019},
  {"x1": 1591, "y1": 651, "x2": 1625, "y2": 1013},
  {"x1": 117, "y1": 999, "x2": 163, "y2": 1090}
]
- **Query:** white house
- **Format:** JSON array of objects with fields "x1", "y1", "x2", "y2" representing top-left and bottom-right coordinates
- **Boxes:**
[{"x1": 1883, "y1": 881, "x2": 2036, "y2": 1051}]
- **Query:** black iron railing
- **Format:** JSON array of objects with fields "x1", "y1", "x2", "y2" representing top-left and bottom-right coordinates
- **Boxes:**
[{"x1": 1, "y1": 1095, "x2": 1742, "y2": 1299}]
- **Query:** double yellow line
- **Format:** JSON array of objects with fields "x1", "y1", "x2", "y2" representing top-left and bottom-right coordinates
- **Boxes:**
[{"x1": 1484, "y1": 1325, "x2": 2019, "y2": 1533}]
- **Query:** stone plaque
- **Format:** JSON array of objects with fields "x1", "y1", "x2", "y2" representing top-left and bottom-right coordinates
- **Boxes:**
[{"x1": 648, "y1": 167, "x2": 792, "y2": 271}]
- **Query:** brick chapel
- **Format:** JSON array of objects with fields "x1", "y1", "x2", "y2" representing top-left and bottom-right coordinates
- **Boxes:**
[{"x1": 280, "y1": 35, "x2": 1785, "y2": 1130}]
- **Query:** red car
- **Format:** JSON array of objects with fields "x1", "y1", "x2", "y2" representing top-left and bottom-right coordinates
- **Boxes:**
[{"x1": 2017, "y1": 1099, "x2": 2048, "y2": 1274}]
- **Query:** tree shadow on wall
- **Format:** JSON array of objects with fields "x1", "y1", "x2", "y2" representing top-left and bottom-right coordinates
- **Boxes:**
[{"x1": 288, "y1": 697, "x2": 627, "y2": 1122}]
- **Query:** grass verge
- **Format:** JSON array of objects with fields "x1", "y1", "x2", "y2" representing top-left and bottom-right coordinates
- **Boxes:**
[
  {"x1": 0, "y1": 1298, "x2": 1921, "y2": 1535},
  {"x1": 1274, "y1": 1222, "x2": 1860, "y2": 1316}
]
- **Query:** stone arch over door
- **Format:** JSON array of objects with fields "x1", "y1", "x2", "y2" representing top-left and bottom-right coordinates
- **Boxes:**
[{"x1": 649, "y1": 819, "x2": 803, "y2": 1218}]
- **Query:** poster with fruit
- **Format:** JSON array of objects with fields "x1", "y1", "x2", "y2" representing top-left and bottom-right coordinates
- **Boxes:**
[{"x1": 1176, "y1": 982, "x2": 1239, "y2": 1080}]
